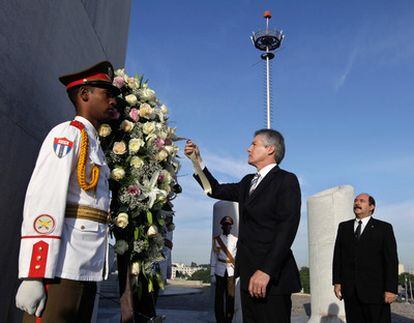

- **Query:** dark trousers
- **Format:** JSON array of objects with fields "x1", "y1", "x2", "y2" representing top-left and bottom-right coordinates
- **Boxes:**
[
  {"x1": 344, "y1": 290, "x2": 391, "y2": 323},
  {"x1": 215, "y1": 272, "x2": 235, "y2": 323},
  {"x1": 23, "y1": 278, "x2": 97, "y2": 323},
  {"x1": 241, "y1": 290, "x2": 292, "y2": 323}
]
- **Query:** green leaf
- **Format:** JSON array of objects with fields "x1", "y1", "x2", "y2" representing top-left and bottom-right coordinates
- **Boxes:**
[
  {"x1": 147, "y1": 211, "x2": 153, "y2": 224},
  {"x1": 134, "y1": 227, "x2": 139, "y2": 240},
  {"x1": 156, "y1": 272, "x2": 165, "y2": 290},
  {"x1": 148, "y1": 277, "x2": 154, "y2": 293}
]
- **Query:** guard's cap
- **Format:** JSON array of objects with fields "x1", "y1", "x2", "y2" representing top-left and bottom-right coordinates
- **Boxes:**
[
  {"x1": 59, "y1": 61, "x2": 120, "y2": 95},
  {"x1": 220, "y1": 216, "x2": 234, "y2": 225}
]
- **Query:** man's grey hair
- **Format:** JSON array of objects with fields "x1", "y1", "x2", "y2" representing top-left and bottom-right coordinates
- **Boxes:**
[{"x1": 254, "y1": 129, "x2": 285, "y2": 164}]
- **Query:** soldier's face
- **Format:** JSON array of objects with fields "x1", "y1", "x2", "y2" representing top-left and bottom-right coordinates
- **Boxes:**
[
  {"x1": 89, "y1": 87, "x2": 117, "y2": 121},
  {"x1": 221, "y1": 223, "x2": 231, "y2": 235}
]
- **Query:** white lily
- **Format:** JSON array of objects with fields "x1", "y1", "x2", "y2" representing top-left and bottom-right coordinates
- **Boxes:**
[{"x1": 137, "y1": 171, "x2": 168, "y2": 209}]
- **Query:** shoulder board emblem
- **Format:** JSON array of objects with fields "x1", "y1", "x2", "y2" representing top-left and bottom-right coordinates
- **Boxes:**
[{"x1": 53, "y1": 137, "x2": 73, "y2": 158}]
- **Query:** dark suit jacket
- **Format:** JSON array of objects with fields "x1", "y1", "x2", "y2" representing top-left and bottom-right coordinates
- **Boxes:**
[
  {"x1": 195, "y1": 166, "x2": 302, "y2": 295},
  {"x1": 332, "y1": 217, "x2": 398, "y2": 303}
]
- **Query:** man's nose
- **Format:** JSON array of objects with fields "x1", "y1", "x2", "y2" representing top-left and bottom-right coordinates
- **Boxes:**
[{"x1": 109, "y1": 97, "x2": 116, "y2": 106}]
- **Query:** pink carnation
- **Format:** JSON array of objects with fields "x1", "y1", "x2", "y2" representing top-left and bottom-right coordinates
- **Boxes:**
[
  {"x1": 129, "y1": 108, "x2": 140, "y2": 122},
  {"x1": 155, "y1": 138, "x2": 165, "y2": 149},
  {"x1": 113, "y1": 76, "x2": 125, "y2": 88},
  {"x1": 158, "y1": 174, "x2": 165, "y2": 182},
  {"x1": 127, "y1": 185, "x2": 141, "y2": 196}
]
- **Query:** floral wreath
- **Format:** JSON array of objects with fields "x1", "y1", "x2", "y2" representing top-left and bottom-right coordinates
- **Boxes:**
[{"x1": 99, "y1": 69, "x2": 181, "y2": 292}]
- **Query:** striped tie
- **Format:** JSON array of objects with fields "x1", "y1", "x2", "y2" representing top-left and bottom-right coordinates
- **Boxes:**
[{"x1": 249, "y1": 173, "x2": 261, "y2": 195}]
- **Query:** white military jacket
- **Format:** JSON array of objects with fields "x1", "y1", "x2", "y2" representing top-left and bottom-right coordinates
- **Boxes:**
[
  {"x1": 210, "y1": 233, "x2": 238, "y2": 277},
  {"x1": 18, "y1": 116, "x2": 111, "y2": 281}
]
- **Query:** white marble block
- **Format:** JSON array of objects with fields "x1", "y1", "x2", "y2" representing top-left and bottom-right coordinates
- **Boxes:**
[{"x1": 307, "y1": 186, "x2": 355, "y2": 323}]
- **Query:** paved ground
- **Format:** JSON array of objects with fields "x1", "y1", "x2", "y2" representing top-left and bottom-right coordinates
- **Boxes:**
[{"x1": 97, "y1": 274, "x2": 414, "y2": 322}]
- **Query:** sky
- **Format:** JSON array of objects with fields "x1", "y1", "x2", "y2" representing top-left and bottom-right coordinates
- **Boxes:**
[{"x1": 125, "y1": 0, "x2": 414, "y2": 269}]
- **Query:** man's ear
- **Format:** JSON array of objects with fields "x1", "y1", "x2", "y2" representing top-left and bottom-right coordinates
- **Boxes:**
[
  {"x1": 79, "y1": 86, "x2": 90, "y2": 102},
  {"x1": 267, "y1": 145, "x2": 275, "y2": 157}
]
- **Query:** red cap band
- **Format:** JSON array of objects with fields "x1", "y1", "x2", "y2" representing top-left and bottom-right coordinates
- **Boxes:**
[{"x1": 66, "y1": 73, "x2": 111, "y2": 89}]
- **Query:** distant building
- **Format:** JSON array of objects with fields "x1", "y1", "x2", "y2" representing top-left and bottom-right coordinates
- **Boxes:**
[
  {"x1": 171, "y1": 263, "x2": 203, "y2": 279},
  {"x1": 399, "y1": 263, "x2": 405, "y2": 275}
]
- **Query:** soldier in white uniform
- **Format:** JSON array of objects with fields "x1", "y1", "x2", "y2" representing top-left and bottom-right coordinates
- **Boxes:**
[
  {"x1": 211, "y1": 216, "x2": 238, "y2": 323},
  {"x1": 15, "y1": 61, "x2": 120, "y2": 323}
]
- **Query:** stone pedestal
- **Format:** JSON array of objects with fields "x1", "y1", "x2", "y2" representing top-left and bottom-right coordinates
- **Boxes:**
[
  {"x1": 307, "y1": 186, "x2": 354, "y2": 323},
  {"x1": 212, "y1": 201, "x2": 242, "y2": 323}
]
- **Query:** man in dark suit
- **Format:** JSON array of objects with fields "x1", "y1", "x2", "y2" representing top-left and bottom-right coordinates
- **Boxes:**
[
  {"x1": 185, "y1": 129, "x2": 301, "y2": 323},
  {"x1": 332, "y1": 193, "x2": 399, "y2": 323}
]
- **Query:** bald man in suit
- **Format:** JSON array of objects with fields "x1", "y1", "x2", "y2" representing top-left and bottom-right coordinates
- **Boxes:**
[{"x1": 333, "y1": 193, "x2": 398, "y2": 323}]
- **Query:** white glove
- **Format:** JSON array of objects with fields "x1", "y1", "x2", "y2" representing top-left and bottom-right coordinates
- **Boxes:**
[
  {"x1": 16, "y1": 280, "x2": 46, "y2": 317},
  {"x1": 211, "y1": 275, "x2": 216, "y2": 285}
]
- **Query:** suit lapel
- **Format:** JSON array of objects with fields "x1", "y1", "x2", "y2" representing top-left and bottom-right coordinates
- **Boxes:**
[
  {"x1": 245, "y1": 166, "x2": 280, "y2": 205},
  {"x1": 359, "y1": 217, "x2": 375, "y2": 241}
]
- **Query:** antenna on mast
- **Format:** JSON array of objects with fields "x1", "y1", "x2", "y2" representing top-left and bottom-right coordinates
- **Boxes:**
[{"x1": 251, "y1": 11, "x2": 284, "y2": 129}]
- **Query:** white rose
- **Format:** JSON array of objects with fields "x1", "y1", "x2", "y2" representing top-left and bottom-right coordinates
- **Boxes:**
[
  {"x1": 127, "y1": 77, "x2": 139, "y2": 90},
  {"x1": 98, "y1": 124, "x2": 112, "y2": 137},
  {"x1": 155, "y1": 150, "x2": 169, "y2": 161},
  {"x1": 112, "y1": 141, "x2": 127, "y2": 155},
  {"x1": 147, "y1": 225, "x2": 158, "y2": 237},
  {"x1": 139, "y1": 103, "x2": 154, "y2": 119},
  {"x1": 142, "y1": 122, "x2": 155, "y2": 135},
  {"x1": 111, "y1": 167, "x2": 125, "y2": 181},
  {"x1": 139, "y1": 88, "x2": 156, "y2": 101},
  {"x1": 160, "y1": 104, "x2": 168, "y2": 114},
  {"x1": 158, "y1": 130, "x2": 167, "y2": 140},
  {"x1": 128, "y1": 138, "x2": 144, "y2": 153},
  {"x1": 130, "y1": 156, "x2": 144, "y2": 169},
  {"x1": 120, "y1": 120, "x2": 134, "y2": 133},
  {"x1": 115, "y1": 68, "x2": 126, "y2": 78},
  {"x1": 125, "y1": 94, "x2": 138, "y2": 106},
  {"x1": 131, "y1": 262, "x2": 140, "y2": 276},
  {"x1": 115, "y1": 213, "x2": 129, "y2": 228}
]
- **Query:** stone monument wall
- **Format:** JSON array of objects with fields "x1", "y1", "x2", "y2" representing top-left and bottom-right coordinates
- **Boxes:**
[{"x1": 0, "y1": 1, "x2": 131, "y2": 321}]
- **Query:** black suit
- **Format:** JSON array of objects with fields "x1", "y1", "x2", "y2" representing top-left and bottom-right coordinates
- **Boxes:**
[
  {"x1": 196, "y1": 166, "x2": 301, "y2": 323},
  {"x1": 333, "y1": 217, "x2": 398, "y2": 323}
]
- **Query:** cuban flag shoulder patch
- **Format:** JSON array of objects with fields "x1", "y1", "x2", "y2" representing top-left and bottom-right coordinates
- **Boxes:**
[{"x1": 53, "y1": 137, "x2": 73, "y2": 158}]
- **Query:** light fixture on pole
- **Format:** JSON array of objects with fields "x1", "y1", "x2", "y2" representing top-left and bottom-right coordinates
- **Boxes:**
[{"x1": 251, "y1": 11, "x2": 284, "y2": 129}]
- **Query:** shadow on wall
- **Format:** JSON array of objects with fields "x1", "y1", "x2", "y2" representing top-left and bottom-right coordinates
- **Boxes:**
[
  {"x1": 391, "y1": 313, "x2": 414, "y2": 323},
  {"x1": 303, "y1": 303, "x2": 345, "y2": 323},
  {"x1": 320, "y1": 303, "x2": 344, "y2": 323}
]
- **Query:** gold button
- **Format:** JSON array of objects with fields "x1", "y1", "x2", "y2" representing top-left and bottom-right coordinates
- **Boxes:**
[
  {"x1": 35, "y1": 265, "x2": 41, "y2": 270},
  {"x1": 38, "y1": 247, "x2": 43, "y2": 251},
  {"x1": 36, "y1": 256, "x2": 42, "y2": 261}
]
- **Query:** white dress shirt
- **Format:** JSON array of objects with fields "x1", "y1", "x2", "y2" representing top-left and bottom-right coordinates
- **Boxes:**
[
  {"x1": 354, "y1": 216, "x2": 371, "y2": 235},
  {"x1": 254, "y1": 163, "x2": 277, "y2": 187}
]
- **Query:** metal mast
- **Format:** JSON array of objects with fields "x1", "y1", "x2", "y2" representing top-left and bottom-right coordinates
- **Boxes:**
[{"x1": 251, "y1": 11, "x2": 284, "y2": 129}]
